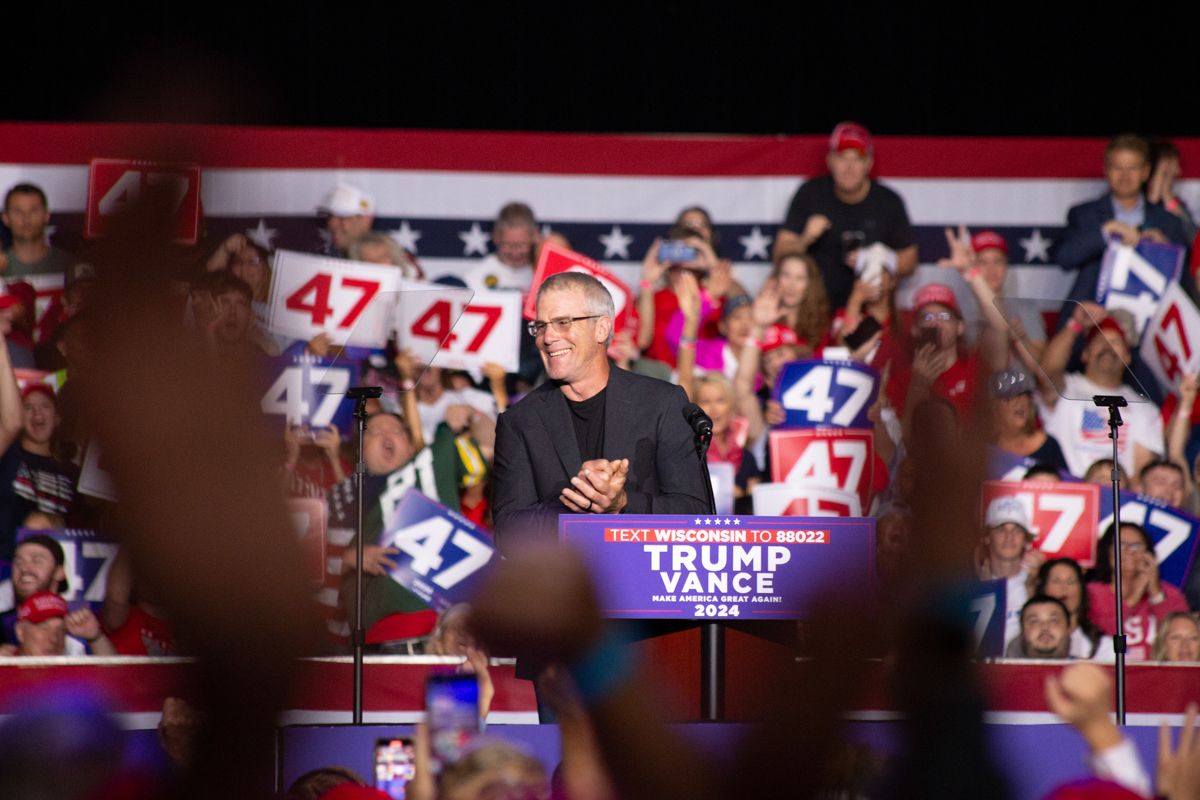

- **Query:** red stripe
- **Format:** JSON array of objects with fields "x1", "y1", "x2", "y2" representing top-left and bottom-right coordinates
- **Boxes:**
[{"x1": 2, "y1": 122, "x2": 1199, "y2": 178}]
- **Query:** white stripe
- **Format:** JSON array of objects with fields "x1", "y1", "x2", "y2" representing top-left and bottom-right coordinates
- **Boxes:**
[
  {"x1": 0, "y1": 165, "x2": 88, "y2": 211},
  {"x1": 327, "y1": 527, "x2": 355, "y2": 546}
]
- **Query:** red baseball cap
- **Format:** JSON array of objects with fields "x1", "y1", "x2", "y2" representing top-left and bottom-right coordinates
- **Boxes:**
[
  {"x1": 912, "y1": 282, "x2": 961, "y2": 318},
  {"x1": 17, "y1": 591, "x2": 69, "y2": 625},
  {"x1": 21, "y1": 383, "x2": 56, "y2": 404},
  {"x1": 970, "y1": 230, "x2": 1009, "y2": 256},
  {"x1": 761, "y1": 322, "x2": 801, "y2": 353},
  {"x1": 1087, "y1": 317, "x2": 1130, "y2": 350},
  {"x1": 829, "y1": 122, "x2": 873, "y2": 156}
]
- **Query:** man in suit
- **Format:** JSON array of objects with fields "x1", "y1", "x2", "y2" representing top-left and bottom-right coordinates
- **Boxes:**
[
  {"x1": 493, "y1": 272, "x2": 709, "y2": 554},
  {"x1": 1059, "y1": 133, "x2": 1190, "y2": 311}
]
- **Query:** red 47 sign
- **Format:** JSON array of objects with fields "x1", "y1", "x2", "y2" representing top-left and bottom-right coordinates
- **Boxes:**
[
  {"x1": 751, "y1": 483, "x2": 861, "y2": 517},
  {"x1": 769, "y1": 428, "x2": 875, "y2": 514},
  {"x1": 980, "y1": 480, "x2": 1100, "y2": 566},
  {"x1": 85, "y1": 159, "x2": 202, "y2": 244},
  {"x1": 267, "y1": 251, "x2": 401, "y2": 348},
  {"x1": 1140, "y1": 281, "x2": 1200, "y2": 397},
  {"x1": 397, "y1": 286, "x2": 522, "y2": 373},
  {"x1": 524, "y1": 242, "x2": 638, "y2": 333}
]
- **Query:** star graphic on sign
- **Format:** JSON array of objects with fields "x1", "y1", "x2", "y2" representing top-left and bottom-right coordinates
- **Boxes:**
[
  {"x1": 388, "y1": 220, "x2": 422, "y2": 253},
  {"x1": 704, "y1": 518, "x2": 712, "y2": 525},
  {"x1": 458, "y1": 222, "x2": 490, "y2": 256},
  {"x1": 738, "y1": 226, "x2": 772, "y2": 260},
  {"x1": 599, "y1": 225, "x2": 633, "y2": 259},
  {"x1": 245, "y1": 219, "x2": 278, "y2": 250},
  {"x1": 1019, "y1": 229, "x2": 1052, "y2": 263},
  {"x1": 724, "y1": 518, "x2": 732, "y2": 525},
  {"x1": 733, "y1": 518, "x2": 740, "y2": 525},
  {"x1": 695, "y1": 518, "x2": 703, "y2": 525}
]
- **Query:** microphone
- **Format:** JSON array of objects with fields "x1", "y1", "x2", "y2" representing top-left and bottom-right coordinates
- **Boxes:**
[{"x1": 682, "y1": 403, "x2": 713, "y2": 437}]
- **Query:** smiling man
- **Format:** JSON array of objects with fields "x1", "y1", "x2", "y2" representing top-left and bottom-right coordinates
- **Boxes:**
[{"x1": 492, "y1": 272, "x2": 709, "y2": 552}]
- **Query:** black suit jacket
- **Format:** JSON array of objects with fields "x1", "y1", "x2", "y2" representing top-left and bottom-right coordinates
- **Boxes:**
[
  {"x1": 1058, "y1": 193, "x2": 1190, "y2": 306},
  {"x1": 492, "y1": 365, "x2": 710, "y2": 553}
]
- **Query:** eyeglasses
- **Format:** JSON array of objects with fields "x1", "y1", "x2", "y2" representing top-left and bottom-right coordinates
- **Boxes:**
[
  {"x1": 922, "y1": 312, "x2": 953, "y2": 323},
  {"x1": 527, "y1": 316, "x2": 601, "y2": 337}
]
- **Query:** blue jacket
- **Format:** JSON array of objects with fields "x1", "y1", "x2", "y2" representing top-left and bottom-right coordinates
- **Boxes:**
[{"x1": 1059, "y1": 193, "x2": 1189, "y2": 304}]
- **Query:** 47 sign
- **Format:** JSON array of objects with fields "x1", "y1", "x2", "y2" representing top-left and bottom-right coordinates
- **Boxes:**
[
  {"x1": 85, "y1": 159, "x2": 202, "y2": 244},
  {"x1": 1140, "y1": 282, "x2": 1200, "y2": 397},
  {"x1": 773, "y1": 360, "x2": 879, "y2": 430},
  {"x1": 268, "y1": 251, "x2": 400, "y2": 348},
  {"x1": 981, "y1": 480, "x2": 1100, "y2": 566},
  {"x1": 378, "y1": 490, "x2": 499, "y2": 612}
]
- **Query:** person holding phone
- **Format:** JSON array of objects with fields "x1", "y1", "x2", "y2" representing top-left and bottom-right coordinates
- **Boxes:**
[{"x1": 772, "y1": 122, "x2": 918, "y2": 310}]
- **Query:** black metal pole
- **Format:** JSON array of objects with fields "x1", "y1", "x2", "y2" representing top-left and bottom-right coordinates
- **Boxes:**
[
  {"x1": 693, "y1": 426, "x2": 723, "y2": 721},
  {"x1": 347, "y1": 386, "x2": 382, "y2": 725},
  {"x1": 1096, "y1": 396, "x2": 1127, "y2": 725}
]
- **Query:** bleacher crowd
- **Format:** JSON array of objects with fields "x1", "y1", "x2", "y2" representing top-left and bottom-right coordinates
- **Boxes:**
[{"x1": 3, "y1": 123, "x2": 1200, "y2": 670}]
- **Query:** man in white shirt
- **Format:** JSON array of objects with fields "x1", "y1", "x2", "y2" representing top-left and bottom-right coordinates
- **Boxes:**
[
  {"x1": 462, "y1": 202, "x2": 540, "y2": 294},
  {"x1": 319, "y1": 183, "x2": 375, "y2": 257},
  {"x1": 1036, "y1": 303, "x2": 1162, "y2": 479},
  {"x1": 978, "y1": 496, "x2": 1044, "y2": 649}
]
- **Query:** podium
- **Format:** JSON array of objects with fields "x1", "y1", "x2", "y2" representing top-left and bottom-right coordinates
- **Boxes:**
[{"x1": 560, "y1": 514, "x2": 876, "y2": 720}]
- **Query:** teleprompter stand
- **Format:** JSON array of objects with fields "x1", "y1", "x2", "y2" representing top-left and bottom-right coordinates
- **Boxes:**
[
  {"x1": 346, "y1": 385, "x2": 383, "y2": 725},
  {"x1": 688, "y1": 406, "x2": 724, "y2": 721},
  {"x1": 1095, "y1": 394, "x2": 1128, "y2": 725}
]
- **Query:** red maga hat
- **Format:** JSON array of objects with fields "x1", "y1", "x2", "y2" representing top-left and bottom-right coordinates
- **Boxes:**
[
  {"x1": 911, "y1": 282, "x2": 961, "y2": 318},
  {"x1": 970, "y1": 230, "x2": 1009, "y2": 256},
  {"x1": 829, "y1": 121, "x2": 873, "y2": 156},
  {"x1": 17, "y1": 592, "x2": 69, "y2": 625}
]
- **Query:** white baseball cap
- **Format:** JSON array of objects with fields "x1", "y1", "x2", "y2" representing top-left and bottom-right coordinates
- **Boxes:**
[
  {"x1": 319, "y1": 183, "x2": 374, "y2": 217},
  {"x1": 985, "y1": 496, "x2": 1030, "y2": 532}
]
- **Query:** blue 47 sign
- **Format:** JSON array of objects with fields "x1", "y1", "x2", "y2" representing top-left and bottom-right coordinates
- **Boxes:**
[
  {"x1": 378, "y1": 490, "x2": 500, "y2": 612},
  {"x1": 969, "y1": 579, "x2": 1007, "y2": 658},
  {"x1": 259, "y1": 354, "x2": 358, "y2": 440},
  {"x1": 1097, "y1": 490, "x2": 1200, "y2": 588},
  {"x1": 1096, "y1": 240, "x2": 1185, "y2": 336},
  {"x1": 772, "y1": 359, "x2": 879, "y2": 429},
  {"x1": 16, "y1": 529, "x2": 119, "y2": 613}
]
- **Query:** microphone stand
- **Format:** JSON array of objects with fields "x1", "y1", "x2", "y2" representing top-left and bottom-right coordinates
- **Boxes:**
[
  {"x1": 1095, "y1": 395, "x2": 1127, "y2": 725},
  {"x1": 346, "y1": 386, "x2": 382, "y2": 725},
  {"x1": 689, "y1": 411, "x2": 722, "y2": 721}
]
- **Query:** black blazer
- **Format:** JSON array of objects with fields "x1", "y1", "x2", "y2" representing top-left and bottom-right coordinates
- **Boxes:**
[
  {"x1": 1058, "y1": 193, "x2": 1189, "y2": 306},
  {"x1": 492, "y1": 365, "x2": 710, "y2": 553}
]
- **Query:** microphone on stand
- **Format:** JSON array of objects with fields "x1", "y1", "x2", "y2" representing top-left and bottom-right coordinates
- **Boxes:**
[{"x1": 682, "y1": 403, "x2": 716, "y2": 515}]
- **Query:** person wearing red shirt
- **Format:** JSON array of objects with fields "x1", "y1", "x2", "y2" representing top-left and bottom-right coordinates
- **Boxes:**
[{"x1": 1087, "y1": 522, "x2": 1188, "y2": 661}]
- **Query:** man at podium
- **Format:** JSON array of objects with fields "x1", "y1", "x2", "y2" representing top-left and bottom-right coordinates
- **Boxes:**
[{"x1": 492, "y1": 272, "x2": 709, "y2": 553}]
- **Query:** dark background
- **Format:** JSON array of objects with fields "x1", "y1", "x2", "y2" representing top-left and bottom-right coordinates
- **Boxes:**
[{"x1": 8, "y1": 2, "x2": 1199, "y2": 137}]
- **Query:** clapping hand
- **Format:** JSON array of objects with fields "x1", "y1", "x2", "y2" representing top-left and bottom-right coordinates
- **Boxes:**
[{"x1": 561, "y1": 458, "x2": 629, "y2": 514}]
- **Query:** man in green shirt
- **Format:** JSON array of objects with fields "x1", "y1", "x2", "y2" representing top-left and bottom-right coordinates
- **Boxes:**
[{"x1": 2, "y1": 184, "x2": 73, "y2": 279}]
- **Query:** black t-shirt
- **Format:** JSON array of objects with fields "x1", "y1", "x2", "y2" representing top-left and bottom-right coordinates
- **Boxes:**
[
  {"x1": 1028, "y1": 434, "x2": 1070, "y2": 475},
  {"x1": 782, "y1": 175, "x2": 916, "y2": 310},
  {"x1": 0, "y1": 442, "x2": 82, "y2": 560},
  {"x1": 567, "y1": 388, "x2": 607, "y2": 463}
]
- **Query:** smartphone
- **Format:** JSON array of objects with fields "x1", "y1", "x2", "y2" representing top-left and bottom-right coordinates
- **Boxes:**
[
  {"x1": 914, "y1": 326, "x2": 940, "y2": 350},
  {"x1": 659, "y1": 241, "x2": 698, "y2": 264},
  {"x1": 374, "y1": 737, "x2": 415, "y2": 799},
  {"x1": 844, "y1": 315, "x2": 883, "y2": 351},
  {"x1": 841, "y1": 230, "x2": 866, "y2": 262},
  {"x1": 426, "y1": 673, "x2": 480, "y2": 770}
]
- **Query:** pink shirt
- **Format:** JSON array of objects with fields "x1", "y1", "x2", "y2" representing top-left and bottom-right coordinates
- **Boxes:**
[{"x1": 1087, "y1": 580, "x2": 1188, "y2": 661}]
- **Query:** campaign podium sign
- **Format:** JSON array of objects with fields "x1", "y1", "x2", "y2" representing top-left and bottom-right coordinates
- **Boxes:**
[
  {"x1": 559, "y1": 514, "x2": 875, "y2": 620},
  {"x1": 15, "y1": 528, "x2": 119, "y2": 613},
  {"x1": 378, "y1": 490, "x2": 500, "y2": 613},
  {"x1": 1097, "y1": 489, "x2": 1200, "y2": 588},
  {"x1": 981, "y1": 480, "x2": 1100, "y2": 566},
  {"x1": 85, "y1": 158, "x2": 202, "y2": 244},
  {"x1": 772, "y1": 359, "x2": 879, "y2": 430}
]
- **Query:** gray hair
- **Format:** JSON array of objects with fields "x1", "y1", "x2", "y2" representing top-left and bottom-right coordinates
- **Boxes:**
[
  {"x1": 347, "y1": 231, "x2": 418, "y2": 279},
  {"x1": 493, "y1": 201, "x2": 538, "y2": 236},
  {"x1": 536, "y1": 272, "x2": 616, "y2": 346}
]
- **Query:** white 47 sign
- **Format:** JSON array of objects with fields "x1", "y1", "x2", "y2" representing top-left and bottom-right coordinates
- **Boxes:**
[
  {"x1": 1141, "y1": 282, "x2": 1200, "y2": 396},
  {"x1": 267, "y1": 251, "x2": 401, "y2": 347}
]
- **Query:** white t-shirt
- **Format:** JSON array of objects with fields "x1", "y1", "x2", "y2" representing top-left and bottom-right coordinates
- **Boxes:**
[
  {"x1": 1002, "y1": 570, "x2": 1029, "y2": 650},
  {"x1": 462, "y1": 255, "x2": 533, "y2": 295},
  {"x1": 416, "y1": 388, "x2": 497, "y2": 443},
  {"x1": 1036, "y1": 372, "x2": 1163, "y2": 478}
]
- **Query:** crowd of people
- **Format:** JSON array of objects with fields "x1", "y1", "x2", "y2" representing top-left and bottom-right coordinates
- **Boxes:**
[{"x1": 1, "y1": 125, "x2": 1200, "y2": 667}]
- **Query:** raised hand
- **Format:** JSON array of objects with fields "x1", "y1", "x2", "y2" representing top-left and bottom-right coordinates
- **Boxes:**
[
  {"x1": 937, "y1": 225, "x2": 976, "y2": 273},
  {"x1": 803, "y1": 214, "x2": 832, "y2": 244},
  {"x1": 641, "y1": 238, "x2": 666, "y2": 285},
  {"x1": 752, "y1": 279, "x2": 783, "y2": 330},
  {"x1": 1159, "y1": 703, "x2": 1200, "y2": 800},
  {"x1": 675, "y1": 271, "x2": 702, "y2": 323}
]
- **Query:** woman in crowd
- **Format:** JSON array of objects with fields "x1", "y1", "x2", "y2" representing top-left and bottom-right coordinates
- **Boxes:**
[
  {"x1": 765, "y1": 253, "x2": 829, "y2": 356},
  {"x1": 987, "y1": 367, "x2": 1069, "y2": 473},
  {"x1": 203, "y1": 233, "x2": 280, "y2": 354},
  {"x1": 348, "y1": 230, "x2": 422, "y2": 279},
  {"x1": 1151, "y1": 611, "x2": 1200, "y2": 662},
  {"x1": 1087, "y1": 522, "x2": 1189, "y2": 661},
  {"x1": 830, "y1": 255, "x2": 903, "y2": 366},
  {"x1": 691, "y1": 372, "x2": 761, "y2": 511},
  {"x1": 1033, "y1": 558, "x2": 1111, "y2": 660}
]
